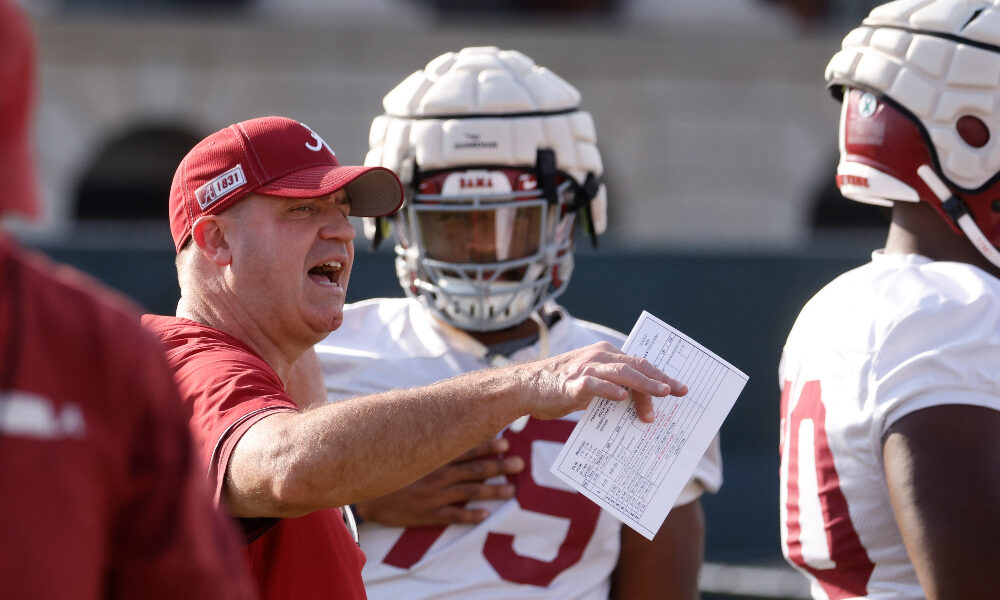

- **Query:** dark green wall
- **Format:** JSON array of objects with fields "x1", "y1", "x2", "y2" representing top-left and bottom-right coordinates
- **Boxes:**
[{"x1": 37, "y1": 242, "x2": 868, "y2": 565}]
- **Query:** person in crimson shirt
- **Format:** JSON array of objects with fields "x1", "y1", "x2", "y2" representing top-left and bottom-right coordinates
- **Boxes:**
[
  {"x1": 143, "y1": 115, "x2": 688, "y2": 600},
  {"x1": 0, "y1": 2, "x2": 254, "y2": 598}
]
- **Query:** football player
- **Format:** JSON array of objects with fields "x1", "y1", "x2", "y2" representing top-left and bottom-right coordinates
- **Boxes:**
[
  {"x1": 316, "y1": 46, "x2": 723, "y2": 599},
  {"x1": 779, "y1": 1, "x2": 1000, "y2": 598}
]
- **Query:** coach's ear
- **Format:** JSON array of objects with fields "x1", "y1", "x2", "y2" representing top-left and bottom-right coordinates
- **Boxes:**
[{"x1": 191, "y1": 215, "x2": 232, "y2": 267}]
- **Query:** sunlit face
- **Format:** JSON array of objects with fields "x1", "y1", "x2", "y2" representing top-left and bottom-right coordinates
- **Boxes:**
[{"x1": 222, "y1": 190, "x2": 355, "y2": 348}]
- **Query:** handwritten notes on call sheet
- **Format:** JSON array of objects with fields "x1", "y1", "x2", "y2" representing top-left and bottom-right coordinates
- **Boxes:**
[{"x1": 551, "y1": 311, "x2": 748, "y2": 540}]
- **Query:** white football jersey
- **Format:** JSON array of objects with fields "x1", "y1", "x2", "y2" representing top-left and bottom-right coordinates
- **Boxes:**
[
  {"x1": 778, "y1": 252, "x2": 1000, "y2": 600},
  {"x1": 317, "y1": 298, "x2": 723, "y2": 600}
]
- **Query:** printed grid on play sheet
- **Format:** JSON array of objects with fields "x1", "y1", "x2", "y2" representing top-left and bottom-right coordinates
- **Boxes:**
[{"x1": 553, "y1": 311, "x2": 747, "y2": 539}]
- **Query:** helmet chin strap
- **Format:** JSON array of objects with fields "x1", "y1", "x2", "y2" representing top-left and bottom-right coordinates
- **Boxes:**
[{"x1": 916, "y1": 165, "x2": 1000, "y2": 270}]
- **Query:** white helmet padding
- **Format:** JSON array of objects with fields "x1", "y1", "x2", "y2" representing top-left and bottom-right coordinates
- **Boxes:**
[
  {"x1": 365, "y1": 46, "x2": 606, "y2": 239},
  {"x1": 363, "y1": 46, "x2": 607, "y2": 331},
  {"x1": 825, "y1": 0, "x2": 1000, "y2": 267}
]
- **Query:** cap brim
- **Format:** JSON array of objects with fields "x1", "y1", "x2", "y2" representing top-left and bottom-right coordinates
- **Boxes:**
[
  {"x1": 256, "y1": 165, "x2": 403, "y2": 217},
  {"x1": 0, "y1": 133, "x2": 40, "y2": 219}
]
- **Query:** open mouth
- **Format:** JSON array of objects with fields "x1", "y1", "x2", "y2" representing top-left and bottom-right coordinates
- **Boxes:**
[{"x1": 308, "y1": 260, "x2": 342, "y2": 288}]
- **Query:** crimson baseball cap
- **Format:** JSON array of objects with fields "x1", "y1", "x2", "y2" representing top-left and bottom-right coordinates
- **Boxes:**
[
  {"x1": 169, "y1": 116, "x2": 404, "y2": 252},
  {"x1": 0, "y1": 0, "x2": 40, "y2": 219}
]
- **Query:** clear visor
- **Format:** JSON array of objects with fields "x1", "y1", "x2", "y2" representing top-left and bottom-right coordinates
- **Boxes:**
[{"x1": 416, "y1": 203, "x2": 545, "y2": 264}]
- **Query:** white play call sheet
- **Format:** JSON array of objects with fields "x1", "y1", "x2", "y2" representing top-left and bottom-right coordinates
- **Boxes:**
[{"x1": 551, "y1": 311, "x2": 748, "y2": 540}]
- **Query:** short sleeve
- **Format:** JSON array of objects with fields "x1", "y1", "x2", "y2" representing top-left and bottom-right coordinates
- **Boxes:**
[
  {"x1": 871, "y1": 287, "x2": 1000, "y2": 442},
  {"x1": 176, "y1": 353, "x2": 298, "y2": 503},
  {"x1": 144, "y1": 317, "x2": 300, "y2": 504}
]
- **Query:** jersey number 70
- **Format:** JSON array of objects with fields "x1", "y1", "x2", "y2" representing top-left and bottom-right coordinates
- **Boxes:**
[{"x1": 780, "y1": 380, "x2": 874, "y2": 600}]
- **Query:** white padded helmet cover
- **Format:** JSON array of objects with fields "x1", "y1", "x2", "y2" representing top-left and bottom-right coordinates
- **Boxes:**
[
  {"x1": 826, "y1": 0, "x2": 1000, "y2": 191},
  {"x1": 365, "y1": 46, "x2": 607, "y2": 234}
]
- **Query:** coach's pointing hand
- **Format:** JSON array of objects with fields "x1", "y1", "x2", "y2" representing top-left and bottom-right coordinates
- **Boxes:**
[{"x1": 512, "y1": 342, "x2": 687, "y2": 423}]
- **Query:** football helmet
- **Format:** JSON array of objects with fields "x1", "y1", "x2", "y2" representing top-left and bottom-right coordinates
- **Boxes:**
[
  {"x1": 364, "y1": 46, "x2": 607, "y2": 331},
  {"x1": 826, "y1": 0, "x2": 1000, "y2": 268}
]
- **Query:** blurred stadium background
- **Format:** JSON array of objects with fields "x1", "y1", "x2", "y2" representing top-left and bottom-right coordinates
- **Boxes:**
[{"x1": 10, "y1": 0, "x2": 889, "y2": 597}]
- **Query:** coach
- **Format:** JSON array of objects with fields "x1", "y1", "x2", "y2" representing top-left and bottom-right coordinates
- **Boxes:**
[{"x1": 143, "y1": 116, "x2": 686, "y2": 599}]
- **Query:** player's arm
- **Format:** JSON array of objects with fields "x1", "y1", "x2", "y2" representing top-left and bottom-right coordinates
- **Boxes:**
[
  {"x1": 882, "y1": 404, "x2": 1000, "y2": 600},
  {"x1": 300, "y1": 347, "x2": 525, "y2": 527},
  {"x1": 352, "y1": 436, "x2": 523, "y2": 527},
  {"x1": 610, "y1": 498, "x2": 705, "y2": 600},
  {"x1": 223, "y1": 342, "x2": 686, "y2": 519}
]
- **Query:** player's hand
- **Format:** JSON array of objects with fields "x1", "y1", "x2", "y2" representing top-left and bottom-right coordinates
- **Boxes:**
[
  {"x1": 513, "y1": 341, "x2": 687, "y2": 423},
  {"x1": 352, "y1": 437, "x2": 524, "y2": 527}
]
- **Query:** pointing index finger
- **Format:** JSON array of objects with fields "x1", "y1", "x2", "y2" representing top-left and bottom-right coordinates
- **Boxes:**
[{"x1": 621, "y1": 354, "x2": 687, "y2": 397}]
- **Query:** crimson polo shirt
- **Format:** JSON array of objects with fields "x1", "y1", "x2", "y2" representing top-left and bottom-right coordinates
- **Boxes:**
[{"x1": 143, "y1": 314, "x2": 366, "y2": 600}]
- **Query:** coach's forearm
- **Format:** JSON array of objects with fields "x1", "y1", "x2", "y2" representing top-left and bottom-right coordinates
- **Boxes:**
[
  {"x1": 224, "y1": 366, "x2": 525, "y2": 518},
  {"x1": 224, "y1": 341, "x2": 682, "y2": 518}
]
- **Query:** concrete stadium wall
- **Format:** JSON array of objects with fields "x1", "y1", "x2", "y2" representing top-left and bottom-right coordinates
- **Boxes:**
[{"x1": 21, "y1": 11, "x2": 848, "y2": 250}]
